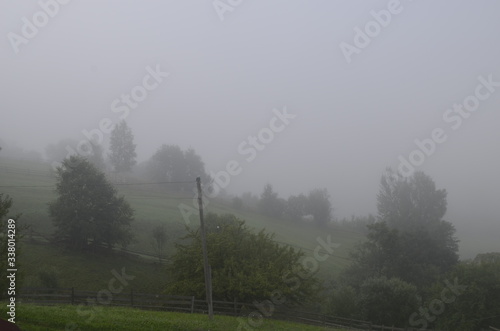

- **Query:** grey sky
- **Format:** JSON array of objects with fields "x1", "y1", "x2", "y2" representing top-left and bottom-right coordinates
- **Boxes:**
[{"x1": 1, "y1": 1, "x2": 499, "y2": 255}]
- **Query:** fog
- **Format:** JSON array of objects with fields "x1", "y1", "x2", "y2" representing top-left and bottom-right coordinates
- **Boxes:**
[{"x1": 1, "y1": 1, "x2": 499, "y2": 257}]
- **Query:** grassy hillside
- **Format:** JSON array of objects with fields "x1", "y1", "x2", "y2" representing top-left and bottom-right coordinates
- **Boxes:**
[
  {"x1": 1, "y1": 157, "x2": 363, "y2": 291},
  {"x1": 19, "y1": 241, "x2": 168, "y2": 292},
  {"x1": 14, "y1": 304, "x2": 347, "y2": 331}
]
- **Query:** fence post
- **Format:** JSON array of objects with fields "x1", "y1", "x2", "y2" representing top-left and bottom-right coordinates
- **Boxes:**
[
  {"x1": 71, "y1": 287, "x2": 74, "y2": 305},
  {"x1": 233, "y1": 297, "x2": 237, "y2": 315},
  {"x1": 130, "y1": 289, "x2": 134, "y2": 307},
  {"x1": 191, "y1": 296, "x2": 195, "y2": 314}
]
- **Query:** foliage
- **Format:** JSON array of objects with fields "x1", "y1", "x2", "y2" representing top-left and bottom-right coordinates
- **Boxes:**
[
  {"x1": 377, "y1": 169, "x2": 448, "y2": 233},
  {"x1": 430, "y1": 257, "x2": 500, "y2": 330},
  {"x1": 147, "y1": 145, "x2": 210, "y2": 191},
  {"x1": 285, "y1": 193, "x2": 309, "y2": 221},
  {"x1": 109, "y1": 120, "x2": 137, "y2": 172},
  {"x1": 346, "y1": 170, "x2": 458, "y2": 289},
  {"x1": 324, "y1": 285, "x2": 359, "y2": 319},
  {"x1": 48, "y1": 156, "x2": 134, "y2": 250},
  {"x1": 166, "y1": 213, "x2": 318, "y2": 304},
  {"x1": 259, "y1": 183, "x2": 285, "y2": 218},
  {"x1": 358, "y1": 276, "x2": 419, "y2": 327},
  {"x1": 307, "y1": 188, "x2": 332, "y2": 226},
  {"x1": 38, "y1": 268, "x2": 59, "y2": 288},
  {"x1": 346, "y1": 221, "x2": 458, "y2": 289}
]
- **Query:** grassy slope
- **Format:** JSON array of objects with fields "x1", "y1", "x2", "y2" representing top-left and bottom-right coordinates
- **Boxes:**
[
  {"x1": 15, "y1": 304, "x2": 348, "y2": 331},
  {"x1": 1, "y1": 157, "x2": 363, "y2": 291},
  {"x1": 20, "y1": 242, "x2": 168, "y2": 292}
]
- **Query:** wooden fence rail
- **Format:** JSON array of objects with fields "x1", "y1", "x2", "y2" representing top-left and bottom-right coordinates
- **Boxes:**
[{"x1": 19, "y1": 287, "x2": 436, "y2": 331}]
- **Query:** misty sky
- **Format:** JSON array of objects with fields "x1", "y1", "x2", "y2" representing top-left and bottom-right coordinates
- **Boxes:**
[{"x1": 1, "y1": 1, "x2": 499, "y2": 255}]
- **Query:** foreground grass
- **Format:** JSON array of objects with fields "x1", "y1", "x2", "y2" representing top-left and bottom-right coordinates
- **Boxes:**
[{"x1": 15, "y1": 304, "x2": 346, "y2": 331}]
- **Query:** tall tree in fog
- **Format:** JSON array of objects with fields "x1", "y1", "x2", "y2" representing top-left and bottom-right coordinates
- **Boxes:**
[
  {"x1": 183, "y1": 148, "x2": 208, "y2": 181},
  {"x1": 49, "y1": 156, "x2": 134, "y2": 250},
  {"x1": 344, "y1": 169, "x2": 458, "y2": 289},
  {"x1": 108, "y1": 121, "x2": 137, "y2": 172},
  {"x1": 259, "y1": 183, "x2": 284, "y2": 218},
  {"x1": 377, "y1": 169, "x2": 448, "y2": 232},
  {"x1": 377, "y1": 169, "x2": 458, "y2": 266}
]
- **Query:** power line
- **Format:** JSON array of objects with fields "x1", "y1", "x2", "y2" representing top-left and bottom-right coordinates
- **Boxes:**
[{"x1": 0, "y1": 180, "x2": 195, "y2": 189}]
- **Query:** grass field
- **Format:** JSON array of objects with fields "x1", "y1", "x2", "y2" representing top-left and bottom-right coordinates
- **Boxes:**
[{"x1": 13, "y1": 304, "x2": 348, "y2": 331}]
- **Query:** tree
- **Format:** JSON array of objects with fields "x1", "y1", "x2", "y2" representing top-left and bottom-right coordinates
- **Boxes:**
[
  {"x1": 359, "y1": 276, "x2": 419, "y2": 327},
  {"x1": 184, "y1": 148, "x2": 208, "y2": 182},
  {"x1": 49, "y1": 156, "x2": 134, "y2": 250},
  {"x1": 377, "y1": 169, "x2": 448, "y2": 233},
  {"x1": 346, "y1": 222, "x2": 457, "y2": 290},
  {"x1": 166, "y1": 213, "x2": 318, "y2": 304},
  {"x1": 285, "y1": 194, "x2": 308, "y2": 221},
  {"x1": 148, "y1": 144, "x2": 185, "y2": 182},
  {"x1": 259, "y1": 183, "x2": 284, "y2": 218},
  {"x1": 306, "y1": 188, "x2": 332, "y2": 226},
  {"x1": 147, "y1": 145, "x2": 210, "y2": 191},
  {"x1": 109, "y1": 121, "x2": 137, "y2": 172},
  {"x1": 426, "y1": 257, "x2": 500, "y2": 331}
]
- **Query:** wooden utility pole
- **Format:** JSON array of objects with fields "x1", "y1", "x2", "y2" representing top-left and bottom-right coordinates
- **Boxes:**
[{"x1": 196, "y1": 177, "x2": 214, "y2": 320}]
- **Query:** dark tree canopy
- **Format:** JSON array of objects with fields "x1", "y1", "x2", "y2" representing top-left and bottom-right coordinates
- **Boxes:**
[
  {"x1": 49, "y1": 156, "x2": 134, "y2": 250},
  {"x1": 344, "y1": 170, "x2": 459, "y2": 290},
  {"x1": 429, "y1": 257, "x2": 500, "y2": 330},
  {"x1": 109, "y1": 120, "x2": 137, "y2": 172},
  {"x1": 166, "y1": 213, "x2": 318, "y2": 304}
]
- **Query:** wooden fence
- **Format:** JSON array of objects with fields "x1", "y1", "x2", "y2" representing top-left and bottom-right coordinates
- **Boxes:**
[{"x1": 19, "y1": 287, "x2": 436, "y2": 330}]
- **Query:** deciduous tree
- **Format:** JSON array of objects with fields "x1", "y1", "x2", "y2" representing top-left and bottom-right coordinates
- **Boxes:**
[
  {"x1": 49, "y1": 156, "x2": 134, "y2": 250},
  {"x1": 166, "y1": 213, "x2": 318, "y2": 304},
  {"x1": 109, "y1": 121, "x2": 137, "y2": 172}
]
